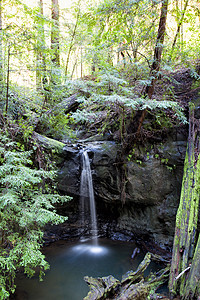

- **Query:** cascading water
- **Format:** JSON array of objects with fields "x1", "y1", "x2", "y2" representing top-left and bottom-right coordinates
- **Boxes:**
[{"x1": 80, "y1": 149, "x2": 98, "y2": 245}]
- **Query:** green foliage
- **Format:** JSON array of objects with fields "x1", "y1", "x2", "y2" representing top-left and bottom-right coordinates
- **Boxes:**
[
  {"x1": 67, "y1": 69, "x2": 187, "y2": 138},
  {"x1": 38, "y1": 112, "x2": 75, "y2": 140},
  {"x1": 0, "y1": 133, "x2": 71, "y2": 299}
]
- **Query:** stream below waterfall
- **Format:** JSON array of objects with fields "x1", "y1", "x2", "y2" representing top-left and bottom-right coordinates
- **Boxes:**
[{"x1": 14, "y1": 238, "x2": 161, "y2": 300}]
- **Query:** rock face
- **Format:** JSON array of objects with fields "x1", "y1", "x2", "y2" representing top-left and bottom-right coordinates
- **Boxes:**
[
  {"x1": 119, "y1": 140, "x2": 186, "y2": 248},
  {"x1": 57, "y1": 133, "x2": 187, "y2": 249},
  {"x1": 57, "y1": 144, "x2": 80, "y2": 196}
]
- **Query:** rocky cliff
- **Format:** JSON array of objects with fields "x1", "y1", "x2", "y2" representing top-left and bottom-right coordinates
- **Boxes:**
[{"x1": 57, "y1": 128, "x2": 187, "y2": 250}]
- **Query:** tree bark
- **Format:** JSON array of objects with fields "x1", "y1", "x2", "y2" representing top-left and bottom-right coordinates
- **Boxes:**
[
  {"x1": 169, "y1": 103, "x2": 200, "y2": 299},
  {"x1": 46, "y1": 93, "x2": 79, "y2": 115},
  {"x1": 0, "y1": 0, "x2": 3, "y2": 85},
  {"x1": 5, "y1": 45, "x2": 10, "y2": 116},
  {"x1": 36, "y1": 0, "x2": 48, "y2": 95},
  {"x1": 144, "y1": 0, "x2": 168, "y2": 98},
  {"x1": 137, "y1": 0, "x2": 169, "y2": 133},
  {"x1": 169, "y1": 0, "x2": 189, "y2": 59},
  {"x1": 84, "y1": 253, "x2": 169, "y2": 300},
  {"x1": 183, "y1": 234, "x2": 200, "y2": 299},
  {"x1": 51, "y1": 0, "x2": 60, "y2": 67},
  {"x1": 64, "y1": 5, "x2": 81, "y2": 76}
]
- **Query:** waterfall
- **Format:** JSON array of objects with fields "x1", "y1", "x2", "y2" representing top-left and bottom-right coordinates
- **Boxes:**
[{"x1": 80, "y1": 150, "x2": 98, "y2": 245}]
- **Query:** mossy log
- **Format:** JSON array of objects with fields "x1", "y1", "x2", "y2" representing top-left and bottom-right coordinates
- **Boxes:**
[
  {"x1": 84, "y1": 275, "x2": 120, "y2": 300},
  {"x1": 46, "y1": 93, "x2": 79, "y2": 115},
  {"x1": 121, "y1": 252, "x2": 151, "y2": 285},
  {"x1": 169, "y1": 102, "x2": 200, "y2": 299},
  {"x1": 183, "y1": 235, "x2": 200, "y2": 299},
  {"x1": 46, "y1": 90, "x2": 92, "y2": 116},
  {"x1": 116, "y1": 267, "x2": 169, "y2": 300},
  {"x1": 33, "y1": 132, "x2": 65, "y2": 153},
  {"x1": 84, "y1": 253, "x2": 169, "y2": 300},
  {"x1": 32, "y1": 132, "x2": 65, "y2": 166}
]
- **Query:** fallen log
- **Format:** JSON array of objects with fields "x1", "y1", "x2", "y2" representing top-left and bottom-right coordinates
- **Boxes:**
[
  {"x1": 84, "y1": 275, "x2": 120, "y2": 300},
  {"x1": 121, "y1": 252, "x2": 151, "y2": 285},
  {"x1": 46, "y1": 93, "x2": 80, "y2": 115},
  {"x1": 84, "y1": 252, "x2": 169, "y2": 300}
]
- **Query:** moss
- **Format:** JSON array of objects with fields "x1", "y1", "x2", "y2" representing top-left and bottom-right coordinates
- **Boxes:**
[
  {"x1": 84, "y1": 254, "x2": 169, "y2": 300},
  {"x1": 33, "y1": 133, "x2": 65, "y2": 153},
  {"x1": 183, "y1": 234, "x2": 200, "y2": 299},
  {"x1": 169, "y1": 149, "x2": 200, "y2": 297},
  {"x1": 169, "y1": 101, "x2": 200, "y2": 297},
  {"x1": 122, "y1": 253, "x2": 151, "y2": 284},
  {"x1": 33, "y1": 132, "x2": 65, "y2": 164}
]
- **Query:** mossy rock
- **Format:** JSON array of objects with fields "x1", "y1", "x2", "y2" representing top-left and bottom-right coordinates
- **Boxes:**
[{"x1": 33, "y1": 132, "x2": 65, "y2": 163}]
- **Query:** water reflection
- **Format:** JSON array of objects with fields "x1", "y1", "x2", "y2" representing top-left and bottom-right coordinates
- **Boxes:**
[{"x1": 15, "y1": 239, "x2": 146, "y2": 300}]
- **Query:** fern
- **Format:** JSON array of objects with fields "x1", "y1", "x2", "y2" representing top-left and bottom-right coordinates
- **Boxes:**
[
  {"x1": 0, "y1": 134, "x2": 71, "y2": 299},
  {"x1": 67, "y1": 69, "x2": 187, "y2": 131}
]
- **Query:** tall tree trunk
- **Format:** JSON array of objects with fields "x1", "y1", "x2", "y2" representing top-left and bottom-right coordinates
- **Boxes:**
[
  {"x1": 144, "y1": 0, "x2": 168, "y2": 98},
  {"x1": 36, "y1": 0, "x2": 47, "y2": 92},
  {"x1": 183, "y1": 234, "x2": 200, "y2": 299},
  {"x1": 197, "y1": 0, "x2": 200, "y2": 23},
  {"x1": 169, "y1": 0, "x2": 189, "y2": 59},
  {"x1": 64, "y1": 6, "x2": 80, "y2": 76},
  {"x1": 36, "y1": 5, "x2": 41, "y2": 92},
  {"x1": 5, "y1": 45, "x2": 10, "y2": 116},
  {"x1": 0, "y1": 0, "x2": 3, "y2": 86},
  {"x1": 51, "y1": 0, "x2": 60, "y2": 72},
  {"x1": 169, "y1": 103, "x2": 200, "y2": 299},
  {"x1": 137, "y1": 0, "x2": 168, "y2": 133},
  {"x1": 121, "y1": 0, "x2": 168, "y2": 155}
]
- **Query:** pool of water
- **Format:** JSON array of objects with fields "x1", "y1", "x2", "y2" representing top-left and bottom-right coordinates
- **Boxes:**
[{"x1": 15, "y1": 238, "x2": 157, "y2": 300}]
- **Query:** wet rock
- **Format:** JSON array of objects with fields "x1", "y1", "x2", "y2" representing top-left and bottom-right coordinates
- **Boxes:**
[
  {"x1": 57, "y1": 141, "x2": 120, "y2": 201},
  {"x1": 57, "y1": 144, "x2": 81, "y2": 196},
  {"x1": 91, "y1": 141, "x2": 120, "y2": 202},
  {"x1": 110, "y1": 232, "x2": 133, "y2": 242},
  {"x1": 10, "y1": 290, "x2": 28, "y2": 300},
  {"x1": 116, "y1": 139, "x2": 186, "y2": 248},
  {"x1": 57, "y1": 136, "x2": 186, "y2": 248}
]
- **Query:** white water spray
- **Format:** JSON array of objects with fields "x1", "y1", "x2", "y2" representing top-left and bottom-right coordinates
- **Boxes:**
[{"x1": 80, "y1": 150, "x2": 98, "y2": 245}]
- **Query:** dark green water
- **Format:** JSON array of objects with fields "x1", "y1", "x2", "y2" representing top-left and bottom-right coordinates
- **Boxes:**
[{"x1": 15, "y1": 238, "x2": 156, "y2": 300}]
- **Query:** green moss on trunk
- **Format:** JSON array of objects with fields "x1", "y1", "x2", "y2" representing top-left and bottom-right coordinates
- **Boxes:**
[{"x1": 169, "y1": 102, "x2": 200, "y2": 299}]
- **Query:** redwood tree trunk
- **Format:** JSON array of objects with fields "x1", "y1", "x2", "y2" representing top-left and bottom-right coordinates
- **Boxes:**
[
  {"x1": 169, "y1": 103, "x2": 200, "y2": 299},
  {"x1": 137, "y1": 0, "x2": 169, "y2": 133}
]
